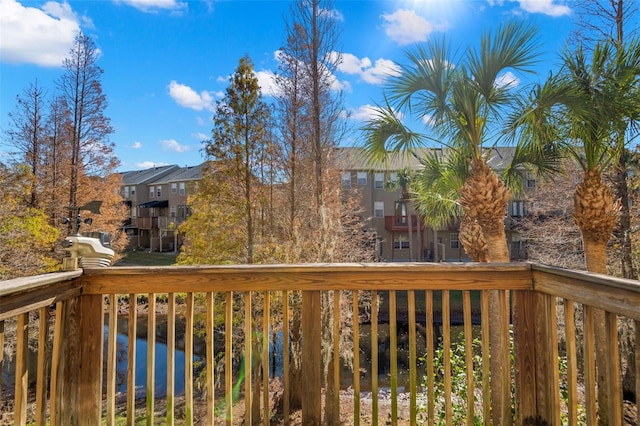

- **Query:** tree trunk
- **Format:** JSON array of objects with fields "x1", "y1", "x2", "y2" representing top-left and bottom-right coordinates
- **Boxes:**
[
  {"x1": 459, "y1": 214, "x2": 489, "y2": 262},
  {"x1": 458, "y1": 159, "x2": 512, "y2": 425},
  {"x1": 574, "y1": 169, "x2": 621, "y2": 426}
]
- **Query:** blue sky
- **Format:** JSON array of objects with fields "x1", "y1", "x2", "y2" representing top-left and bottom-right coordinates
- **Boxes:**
[{"x1": 1, "y1": 0, "x2": 574, "y2": 171}]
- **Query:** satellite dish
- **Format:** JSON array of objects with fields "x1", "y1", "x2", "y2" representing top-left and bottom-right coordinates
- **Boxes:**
[{"x1": 79, "y1": 200, "x2": 103, "y2": 214}]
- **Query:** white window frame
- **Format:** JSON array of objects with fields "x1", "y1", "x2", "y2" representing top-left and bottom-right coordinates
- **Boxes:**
[
  {"x1": 393, "y1": 234, "x2": 410, "y2": 249},
  {"x1": 123, "y1": 186, "x2": 129, "y2": 198},
  {"x1": 342, "y1": 172, "x2": 351, "y2": 188},
  {"x1": 179, "y1": 182, "x2": 186, "y2": 196},
  {"x1": 374, "y1": 201, "x2": 384, "y2": 218},
  {"x1": 511, "y1": 200, "x2": 524, "y2": 217},
  {"x1": 450, "y1": 233, "x2": 460, "y2": 249},
  {"x1": 170, "y1": 206, "x2": 176, "y2": 217},
  {"x1": 357, "y1": 172, "x2": 367, "y2": 186},
  {"x1": 374, "y1": 173, "x2": 384, "y2": 189},
  {"x1": 156, "y1": 186, "x2": 162, "y2": 198},
  {"x1": 149, "y1": 186, "x2": 155, "y2": 198},
  {"x1": 131, "y1": 187, "x2": 135, "y2": 196},
  {"x1": 171, "y1": 183, "x2": 177, "y2": 194}
]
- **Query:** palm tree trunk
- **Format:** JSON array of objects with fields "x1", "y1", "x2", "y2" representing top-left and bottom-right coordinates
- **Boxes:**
[
  {"x1": 574, "y1": 169, "x2": 621, "y2": 425},
  {"x1": 459, "y1": 159, "x2": 512, "y2": 425},
  {"x1": 459, "y1": 214, "x2": 489, "y2": 262}
]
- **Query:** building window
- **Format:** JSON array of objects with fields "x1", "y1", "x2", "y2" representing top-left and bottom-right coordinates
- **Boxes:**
[
  {"x1": 131, "y1": 187, "x2": 135, "y2": 196},
  {"x1": 526, "y1": 171, "x2": 536, "y2": 188},
  {"x1": 511, "y1": 200, "x2": 524, "y2": 217},
  {"x1": 150, "y1": 207, "x2": 156, "y2": 217},
  {"x1": 389, "y1": 172, "x2": 397, "y2": 183},
  {"x1": 374, "y1": 201, "x2": 384, "y2": 218},
  {"x1": 171, "y1": 183, "x2": 177, "y2": 194},
  {"x1": 374, "y1": 173, "x2": 384, "y2": 189},
  {"x1": 450, "y1": 233, "x2": 460, "y2": 249},
  {"x1": 342, "y1": 172, "x2": 351, "y2": 188},
  {"x1": 170, "y1": 206, "x2": 176, "y2": 217},
  {"x1": 156, "y1": 186, "x2": 162, "y2": 198},
  {"x1": 132, "y1": 207, "x2": 137, "y2": 218},
  {"x1": 393, "y1": 234, "x2": 410, "y2": 249},
  {"x1": 357, "y1": 172, "x2": 367, "y2": 185},
  {"x1": 179, "y1": 182, "x2": 186, "y2": 196},
  {"x1": 149, "y1": 186, "x2": 154, "y2": 198},
  {"x1": 123, "y1": 186, "x2": 129, "y2": 198}
]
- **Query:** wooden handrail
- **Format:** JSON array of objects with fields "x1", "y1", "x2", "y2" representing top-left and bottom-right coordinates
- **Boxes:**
[{"x1": 1, "y1": 262, "x2": 638, "y2": 425}]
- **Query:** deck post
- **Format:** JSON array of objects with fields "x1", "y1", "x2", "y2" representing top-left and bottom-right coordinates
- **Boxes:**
[
  {"x1": 302, "y1": 290, "x2": 322, "y2": 425},
  {"x1": 52, "y1": 293, "x2": 103, "y2": 425},
  {"x1": 513, "y1": 290, "x2": 558, "y2": 425},
  {"x1": 512, "y1": 290, "x2": 538, "y2": 423}
]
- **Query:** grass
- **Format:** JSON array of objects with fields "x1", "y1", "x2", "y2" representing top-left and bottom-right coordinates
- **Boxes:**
[{"x1": 115, "y1": 250, "x2": 178, "y2": 266}]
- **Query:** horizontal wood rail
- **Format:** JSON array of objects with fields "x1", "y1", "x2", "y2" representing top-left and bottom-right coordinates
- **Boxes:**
[{"x1": 0, "y1": 262, "x2": 638, "y2": 425}]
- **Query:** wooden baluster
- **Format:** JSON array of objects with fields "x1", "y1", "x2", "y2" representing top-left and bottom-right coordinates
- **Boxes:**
[
  {"x1": 606, "y1": 311, "x2": 622, "y2": 423},
  {"x1": 371, "y1": 290, "x2": 378, "y2": 425},
  {"x1": 333, "y1": 290, "x2": 341, "y2": 421},
  {"x1": 185, "y1": 292, "x2": 194, "y2": 426},
  {"x1": 283, "y1": 290, "x2": 290, "y2": 426},
  {"x1": 206, "y1": 292, "x2": 215, "y2": 425},
  {"x1": 244, "y1": 291, "x2": 252, "y2": 426},
  {"x1": 443, "y1": 290, "x2": 451, "y2": 425},
  {"x1": 263, "y1": 291, "x2": 270, "y2": 426},
  {"x1": 564, "y1": 300, "x2": 578, "y2": 426},
  {"x1": 353, "y1": 290, "x2": 360, "y2": 426},
  {"x1": 426, "y1": 290, "x2": 434, "y2": 426},
  {"x1": 225, "y1": 292, "x2": 233, "y2": 426},
  {"x1": 146, "y1": 293, "x2": 156, "y2": 426},
  {"x1": 15, "y1": 312, "x2": 28, "y2": 426},
  {"x1": 167, "y1": 293, "x2": 176, "y2": 426},
  {"x1": 106, "y1": 294, "x2": 118, "y2": 426},
  {"x1": 127, "y1": 294, "x2": 137, "y2": 425},
  {"x1": 408, "y1": 290, "x2": 417, "y2": 426},
  {"x1": 463, "y1": 290, "x2": 474, "y2": 423},
  {"x1": 390, "y1": 290, "x2": 398, "y2": 425},
  {"x1": 36, "y1": 307, "x2": 50, "y2": 424},
  {"x1": 584, "y1": 305, "x2": 597, "y2": 425},
  {"x1": 481, "y1": 290, "x2": 490, "y2": 426}
]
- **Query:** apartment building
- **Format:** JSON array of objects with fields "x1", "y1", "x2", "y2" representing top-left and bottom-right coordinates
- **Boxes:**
[
  {"x1": 119, "y1": 150, "x2": 530, "y2": 260},
  {"x1": 120, "y1": 163, "x2": 206, "y2": 251},
  {"x1": 334, "y1": 147, "x2": 530, "y2": 262}
]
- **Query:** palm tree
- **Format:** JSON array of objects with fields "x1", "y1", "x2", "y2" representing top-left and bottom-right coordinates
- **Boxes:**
[
  {"x1": 515, "y1": 39, "x2": 640, "y2": 425},
  {"x1": 361, "y1": 20, "x2": 558, "y2": 424}
]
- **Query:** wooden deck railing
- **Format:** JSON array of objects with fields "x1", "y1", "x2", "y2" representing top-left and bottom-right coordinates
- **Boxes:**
[{"x1": 0, "y1": 263, "x2": 638, "y2": 425}]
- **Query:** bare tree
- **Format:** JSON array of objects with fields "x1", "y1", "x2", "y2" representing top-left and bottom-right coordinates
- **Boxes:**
[
  {"x1": 5, "y1": 80, "x2": 47, "y2": 208},
  {"x1": 57, "y1": 31, "x2": 116, "y2": 210}
]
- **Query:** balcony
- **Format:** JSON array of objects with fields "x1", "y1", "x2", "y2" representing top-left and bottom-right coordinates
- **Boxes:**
[
  {"x1": 1, "y1": 263, "x2": 638, "y2": 425},
  {"x1": 384, "y1": 215, "x2": 426, "y2": 232}
]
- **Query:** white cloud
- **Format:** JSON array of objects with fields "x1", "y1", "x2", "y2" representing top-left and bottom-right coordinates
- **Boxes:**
[
  {"x1": 135, "y1": 161, "x2": 169, "y2": 168},
  {"x1": 487, "y1": 0, "x2": 570, "y2": 16},
  {"x1": 338, "y1": 53, "x2": 400, "y2": 85},
  {"x1": 168, "y1": 80, "x2": 215, "y2": 111},
  {"x1": 381, "y1": 9, "x2": 448, "y2": 46},
  {"x1": 255, "y1": 69, "x2": 278, "y2": 97},
  {"x1": 516, "y1": 0, "x2": 570, "y2": 16},
  {"x1": 422, "y1": 114, "x2": 435, "y2": 126},
  {"x1": 350, "y1": 104, "x2": 380, "y2": 122},
  {"x1": 160, "y1": 139, "x2": 189, "y2": 153},
  {"x1": 495, "y1": 71, "x2": 520, "y2": 88},
  {"x1": 131, "y1": 141, "x2": 142, "y2": 149},
  {"x1": 0, "y1": 0, "x2": 82, "y2": 67},
  {"x1": 319, "y1": 7, "x2": 344, "y2": 21},
  {"x1": 192, "y1": 132, "x2": 209, "y2": 141},
  {"x1": 114, "y1": 0, "x2": 187, "y2": 13}
]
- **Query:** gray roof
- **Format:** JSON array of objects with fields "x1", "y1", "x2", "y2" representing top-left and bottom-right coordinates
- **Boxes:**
[
  {"x1": 334, "y1": 146, "x2": 517, "y2": 172},
  {"x1": 150, "y1": 162, "x2": 207, "y2": 185},
  {"x1": 120, "y1": 165, "x2": 180, "y2": 185}
]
